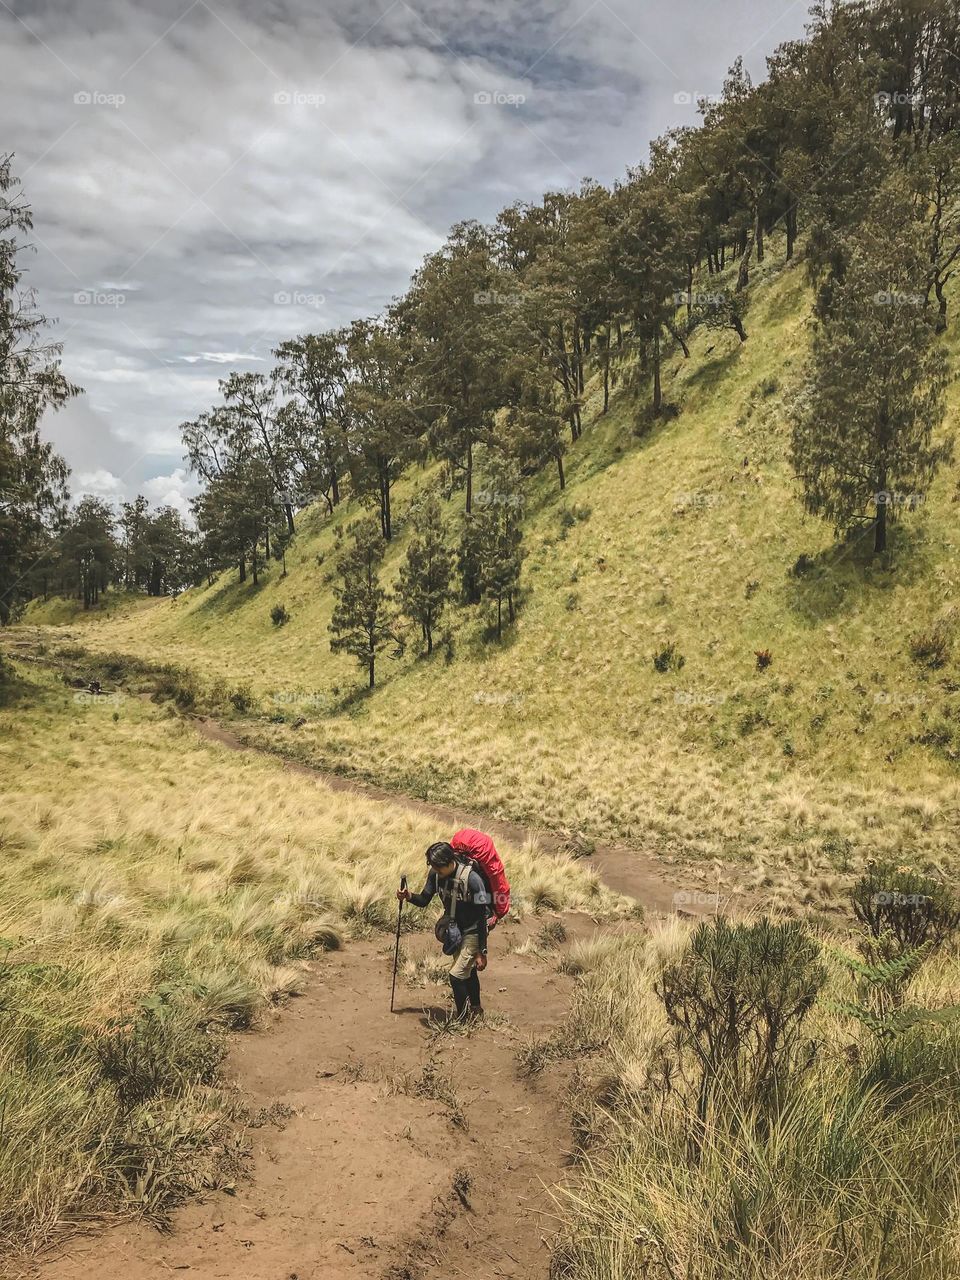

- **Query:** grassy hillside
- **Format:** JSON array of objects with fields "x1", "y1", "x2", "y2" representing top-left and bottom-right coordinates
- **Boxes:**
[
  {"x1": 28, "y1": 249, "x2": 960, "y2": 901},
  {"x1": 0, "y1": 661, "x2": 610, "y2": 1252}
]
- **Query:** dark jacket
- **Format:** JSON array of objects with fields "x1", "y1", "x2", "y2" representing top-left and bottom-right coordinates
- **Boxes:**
[{"x1": 409, "y1": 860, "x2": 490, "y2": 952}]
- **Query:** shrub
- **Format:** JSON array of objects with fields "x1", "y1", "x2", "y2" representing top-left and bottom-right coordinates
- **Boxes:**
[
  {"x1": 652, "y1": 642, "x2": 685, "y2": 674},
  {"x1": 151, "y1": 668, "x2": 199, "y2": 710},
  {"x1": 229, "y1": 685, "x2": 253, "y2": 714},
  {"x1": 536, "y1": 919, "x2": 568, "y2": 949},
  {"x1": 910, "y1": 625, "x2": 951, "y2": 670},
  {"x1": 270, "y1": 603, "x2": 290, "y2": 627},
  {"x1": 94, "y1": 990, "x2": 225, "y2": 1108},
  {"x1": 656, "y1": 917, "x2": 825, "y2": 1121},
  {"x1": 851, "y1": 861, "x2": 960, "y2": 955},
  {"x1": 755, "y1": 648, "x2": 773, "y2": 671}
]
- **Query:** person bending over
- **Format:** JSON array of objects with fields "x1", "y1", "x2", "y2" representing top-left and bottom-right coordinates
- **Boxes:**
[{"x1": 398, "y1": 841, "x2": 491, "y2": 1019}]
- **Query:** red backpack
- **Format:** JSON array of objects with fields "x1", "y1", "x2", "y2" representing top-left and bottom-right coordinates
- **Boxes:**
[{"x1": 451, "y1": 828, "x2": 510, "y2": 925}]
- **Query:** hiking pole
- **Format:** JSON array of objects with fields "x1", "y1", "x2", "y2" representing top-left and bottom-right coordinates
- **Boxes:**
[{"x1": 390, "y1": 875, "x2": 407, "y2": 1013}]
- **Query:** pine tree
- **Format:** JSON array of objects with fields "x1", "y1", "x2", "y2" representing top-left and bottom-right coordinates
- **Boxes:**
[
  {"x1": 329, "y1": 520, "x2": 394, "y2": 688},
  {"x1": 474, "y1": 453, "x2": 525, "y2": 639},
  {"x1": 790, "y1": 197, "x2": 949, "y2": 554},
  {"x1": 397, "y1": 491, "x2": 452, "y2": 654}
]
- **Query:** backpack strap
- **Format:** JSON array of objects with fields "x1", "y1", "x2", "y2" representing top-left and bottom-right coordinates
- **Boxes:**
[{"x1": 452, "y1": 861, "x2": 473, "y2": 902}]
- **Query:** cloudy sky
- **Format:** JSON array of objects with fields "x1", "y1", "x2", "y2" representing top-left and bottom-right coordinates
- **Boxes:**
[{"x1": 3, "y1": 0, "x2": 809, "y2": 517}]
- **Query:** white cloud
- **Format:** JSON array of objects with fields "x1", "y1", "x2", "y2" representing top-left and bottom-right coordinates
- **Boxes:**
[
  {"x1": 180, "y1": 351, "x2": 267, "y2": 364},
  {"x1": 6, "y1": 0, "x2": 808, "y2": 507},
  {"x1": 75, "y1": 467, "x2": 124, "y2": 496},
  {"x1": 140, "y1": 468, "x2": 197, "y2": 521}
]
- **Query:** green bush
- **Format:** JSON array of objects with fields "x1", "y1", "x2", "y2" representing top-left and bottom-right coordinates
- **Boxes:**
[
  {"x1": 93, "y1": 991, "x2": 225, "y2": 1109},
  {"x1": 652, "y1": 642, "x2": 685, "y2": 674},
  {"x1": 228, "y1": 685, "x2": 253, "y2": 714},
  {"x1": 909, "y1": 625, "x2": 951, "y2": 670},
  {"x1": 656, "y1": 917, "x2": 826, "y2": 1120},
  {"x1": 851, "y1": 861, "x2": 960, "y2": 955},
  {"x1": 270, "y1": 603, "x2": 290, "y2": 627},
  {"x1": 151, "y1": 668, "x2": 199, "y2": 710}
]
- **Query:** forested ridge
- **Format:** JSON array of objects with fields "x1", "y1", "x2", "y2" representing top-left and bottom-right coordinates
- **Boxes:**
[{"x1": 3, "y1": 0, "x2": 959, "y2": 667}]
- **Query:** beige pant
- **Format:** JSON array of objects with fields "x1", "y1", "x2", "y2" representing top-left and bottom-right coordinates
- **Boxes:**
[{"x1": 448, "y1": 931, "x2": 482, "y2": 980}]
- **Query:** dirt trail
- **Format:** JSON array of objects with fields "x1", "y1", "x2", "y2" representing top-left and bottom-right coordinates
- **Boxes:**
[
  {"x1": 23, "y1": 708, "x2": 719, "y2": 1280},
  {"x1": 29, "y1": 926, "x2": 597, "y2": 1280}
]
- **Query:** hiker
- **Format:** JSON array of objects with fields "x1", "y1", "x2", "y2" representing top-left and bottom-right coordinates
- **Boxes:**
[{"x1": 398, "y1": 841, "x2": 491, "y2": 1020}]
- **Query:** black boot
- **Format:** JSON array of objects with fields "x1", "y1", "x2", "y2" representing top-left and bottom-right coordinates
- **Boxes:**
[
  {"x1": 465, "y1": 970, "x2": 483, "y2": 1017},
  {"x1": 449, "y1": 976, "x2": 469, "y2": 1019}
]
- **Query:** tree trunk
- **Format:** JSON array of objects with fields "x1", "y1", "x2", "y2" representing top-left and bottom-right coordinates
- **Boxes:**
[
  {"x1": 465, "y1": 439, "x2": 473, "y2": 513},
  {"x1": 557, "y1": 451, "x2": 565, "y2": 492},
  {"x1": 732, "y1": 316, "x2": 748, "y2": 342},
  {"x1": 935, "y1": 277, "x2": 948, "y2": 333},
  {"x1": 368, "y1": 655, "x2": 375, "y2": 688},
  {"x1": 239, "y1": 555, "x2": 246, "y2": 583},
  {"x1": 874, "y1": 498, "x2": 887, "y2": 553},
  {"x1": 284, "y1": 502, "x2": 295, "y2": 535},
  {"x1": 737, "y1": 232, "x2": 755, "y2": 292},
  {"x1": 756, "y1": 212, "x2": 764, "y2": 264},
  {"x1": 381, "y1": 463, "x2": 392, "y2": 540},
  {"x1": 603, "y1": 323, "x2": 611, "y2": 413},
  {"x1": 496, "y1": 596, "x2": 502, "y2": 639},
  {"x1": 785, "y1": 205, "x2": 796, "y2": 261},
  {"x1": 652, "y1": 328, "x2": 662, "y2": 415},
  {"x1": 686, "y1": 260, "x2": 694, "y2": 322},
  {"x1": 666, "y1": 320, "x2": 690, "y2": 358}
]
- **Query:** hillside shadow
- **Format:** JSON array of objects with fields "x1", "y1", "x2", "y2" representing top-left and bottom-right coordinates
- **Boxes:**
[
  {"x1": 195, "y1": 572, "x2": 273, "y2": 616},
  {"x1": 558, "y1": 394, "x2": 683, "y2": 497},
  {"x1": 786, "y1": 522, "x2": 931, "y2": 626},
  {"x1": 679, "y1": 341, "x2": 745, "y2": 396}
]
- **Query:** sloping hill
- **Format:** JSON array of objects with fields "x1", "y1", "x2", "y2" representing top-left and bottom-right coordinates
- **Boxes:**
[{"x1": 31, "y1": 250, "x2": 960, "y2": 901}]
